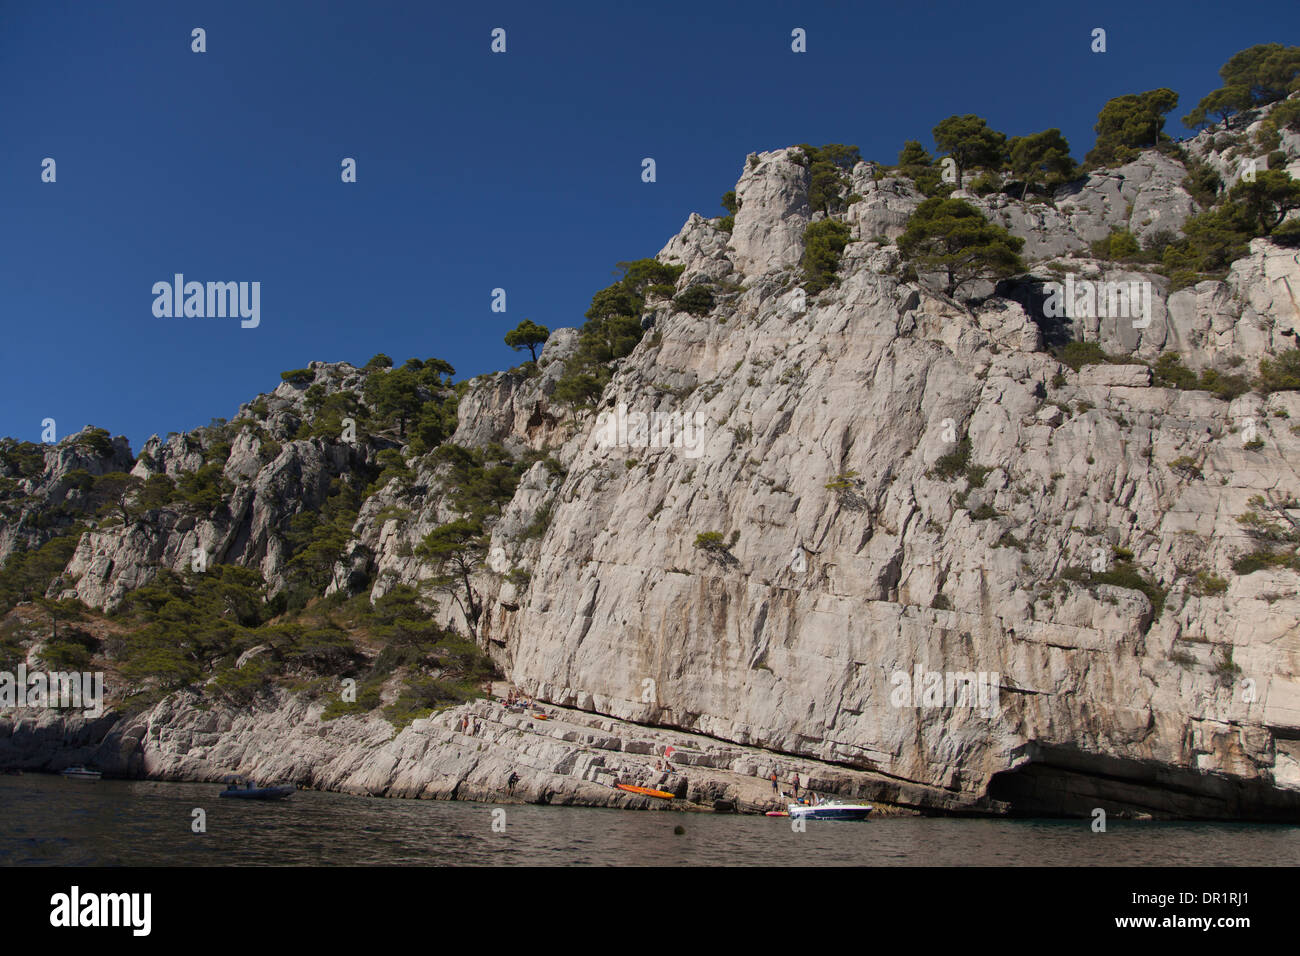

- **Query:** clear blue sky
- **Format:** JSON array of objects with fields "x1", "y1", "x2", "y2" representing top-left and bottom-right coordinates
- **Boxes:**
[{"x1": 3, "y1": 0, "x2": 1297, "y2": 453}]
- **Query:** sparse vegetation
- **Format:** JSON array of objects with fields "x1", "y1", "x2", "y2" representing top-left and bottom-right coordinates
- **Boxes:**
[
  {"x1": 897, "y1": 198, "x2": 1025, "y2": 297},
  {"x1": 801, "y1": 220, "x2": 853, "y2": 296},
  {"x1": 930, "y1": 439, "x2": 971, "y2": 480}
]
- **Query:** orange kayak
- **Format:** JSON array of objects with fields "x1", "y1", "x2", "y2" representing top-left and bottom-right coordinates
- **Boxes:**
[{"x1": 616, "y1": 784, "x2": 674, "y2": 799}]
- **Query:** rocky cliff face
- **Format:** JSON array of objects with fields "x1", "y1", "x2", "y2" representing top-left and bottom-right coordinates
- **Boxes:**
[
  {"x1": 454, "y1": 110, "x2": 1300, "y2": 819},
  {"x1": 0, "y1": 428, "x2": 135, "y2": 565},
  {"x1": 5, "y1": 100, "x2": 1300, "y2": 819}
]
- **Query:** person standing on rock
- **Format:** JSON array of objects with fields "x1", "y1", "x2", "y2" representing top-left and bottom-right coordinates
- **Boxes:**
[{"x1": 770, "y1": 772, "x2": 778, "y2": 793}]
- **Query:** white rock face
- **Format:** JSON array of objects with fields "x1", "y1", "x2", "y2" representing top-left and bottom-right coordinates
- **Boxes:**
[
  {"x1": 730, "y1": 149, "x2": 811, "y2": 276},
  {"x1": 65, "y1": 436, "x2": 364, "y2": 607},
  {"x1": 1055, "y1": 151, "x2": 1198, "y2": 245},
  {"x1": 1183, "y1": 95, "x2": 1300, "y2": 188},
  {"x1": 848, "y1": 169, "x2": 923, "y2": 243},
  {"x1": 1077, "y1": 364, "x2": 1152, "y2": 388},
  {"x1": 438, "y1": 138, "x2": 1300, "y2": 816}
]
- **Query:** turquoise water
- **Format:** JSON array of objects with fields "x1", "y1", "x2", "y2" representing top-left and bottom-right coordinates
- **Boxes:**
[{"x1": 3, "y1": 774, "x2": 1297, "y2": 866}]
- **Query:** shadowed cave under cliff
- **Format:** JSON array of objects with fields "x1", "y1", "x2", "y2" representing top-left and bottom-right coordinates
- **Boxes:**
[{"x1": 985, "y1": 744, "x2": 1300, "y2": 822}]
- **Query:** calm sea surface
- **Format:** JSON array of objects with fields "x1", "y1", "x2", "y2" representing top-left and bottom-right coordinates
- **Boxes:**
[{"x1": 2, "y1": 774, "x2": 1297, "y2": 866}]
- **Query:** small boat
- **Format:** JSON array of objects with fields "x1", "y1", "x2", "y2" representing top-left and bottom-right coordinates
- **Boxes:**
[
  {"x1": 788, "y1": 801, "x2": 873, "y2": 821},
  {"x1": 218, "y1": 776, "x2": 295, "y2": 800},
  {"x1": 616, "y1": 783, "x2": 675, "y2": 799},
  {"x1": 765, "y1": 810, "x2": 790, "y2": 817},
  {"x1": 60, "y1": 766, "x2": 102, "y2": 780}
]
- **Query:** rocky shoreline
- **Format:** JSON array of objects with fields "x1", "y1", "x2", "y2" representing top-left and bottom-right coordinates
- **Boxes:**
[{"x1": 0, "y1": 687, "x2": 940, "y2": 816}]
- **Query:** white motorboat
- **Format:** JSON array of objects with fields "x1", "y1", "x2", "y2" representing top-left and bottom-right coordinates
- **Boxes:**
[
  {"x1": 788, "y1": 800, "x2": 873, "y2": 821},
  {"x1": 60, "y1": 766, "x2": 102, "y2": 780}
]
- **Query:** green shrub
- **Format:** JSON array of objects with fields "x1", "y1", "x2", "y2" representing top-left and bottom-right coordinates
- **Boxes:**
[
  {"x1": 522, "y1": 504, "x2": 553, "y2": 541},
  {"x1": 1084, "y1": 88, "x2": 1180, "y2": 168},
  {"x1": 39, "y1": 629, "x2": 97, "y2": 671},
  {"x1": 1162, "y1": 206, "x2": 1253, "y2": 277},
  {"x1": 931, "y1": 439, "x2": 971, "y2": 480},
  {"x1": 1272, "y1": 219, "x2": 1300, "y2": 247},
  {"x1": 824, "y1": 470, "x2": 859, "y2": 492},
  {"x1": 694, "y1": 531, "x2": 729, "y2": 552},
  {"x1": 673, "y1": 285, "x2": 716, "y2": 316},
  {"x1": 1182, "y1": 159, "x2": 1223, "y2": 206},
  {"x1": 801, "y1": 220, "x2": 853, "y2": 296},
  {"x1": 0, "y1": 440, "x2": 48, "y2": 479},
  {"x1": 176, "y1": 462, "x2": 231, "y2": 514},
  {"x1": 897, "y1": 197, "x2": 1024, "y2": 296},
  {"x1": 1197, "y1": 368, "x2": 1251, "y2": 401},
  {"x1": 553, "y1": 259, "x2": 684, "y2": 408},
  {"x1": 1212, "y1": 646, "x2": 1242, "y2": 685},
  {"x1": 1090, "y1": 228, "x2": 1142, "y2": 261},
  {"x1": 0, "y1": 532, "x2": 85, "y2": 613},
  {"x1": 968, "y1": 172, "x2": 1001, "y2": 196},
  {"x1": 795, "y1": 144, "x2": 862, "y2": 215},
  {"x1": 383, "y1": 676, "x2": 484, "y2": 731},
  {"x1": 996, "y1": 531, "x2": 1027, "y2": 551},
  {"x1": 1153, "y1": 352, "x2": 1198, "y2": 389},
  {"x1": 1193, "y1": 571, "x2": 1229, "y2": 595},
  {"x1": 1169, "y1": 456, "x2": 1203, "y2": 480},
  {"x1": 895, "y1": 140, "x2": 949, "y2": 197},
  {"x1": 1055, "y1": 340, "x2": 1111, "y2": 371},
  {"x1": 1233, "y1": 548, "x2": 1300, "y2": 575},
  {"x1": 1154, "y1": 352, "x2": 1250, "y2": 399},
  {"x1": 75, "y1": 428, "x2": 115, "y2": 459},
  {"x1": 321, "y1": 678, "x2": 384, "y2": 720},
  {"x1": 1270, "y1": 98, "x2": 1300, "y2": 133},
  {"x1": 1092, "y1": 560, "x2": 1168, "y2": 618},
  {"x1": 1257, "y1": 349, "x2": 1300, "y2": 392}
]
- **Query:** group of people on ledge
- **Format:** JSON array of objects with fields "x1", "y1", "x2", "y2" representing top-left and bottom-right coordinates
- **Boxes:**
[
  {"x1": 770, "y1": 771, "x2": 822, "y2": 805},
  {"x1": 500, "y1": 686, "x2": 536, "y2": 712}
]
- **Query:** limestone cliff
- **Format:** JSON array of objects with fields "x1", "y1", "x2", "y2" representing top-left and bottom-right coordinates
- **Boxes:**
[{"x1": 4, "y1": 99, "x2": 1300, "y2": 819}]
